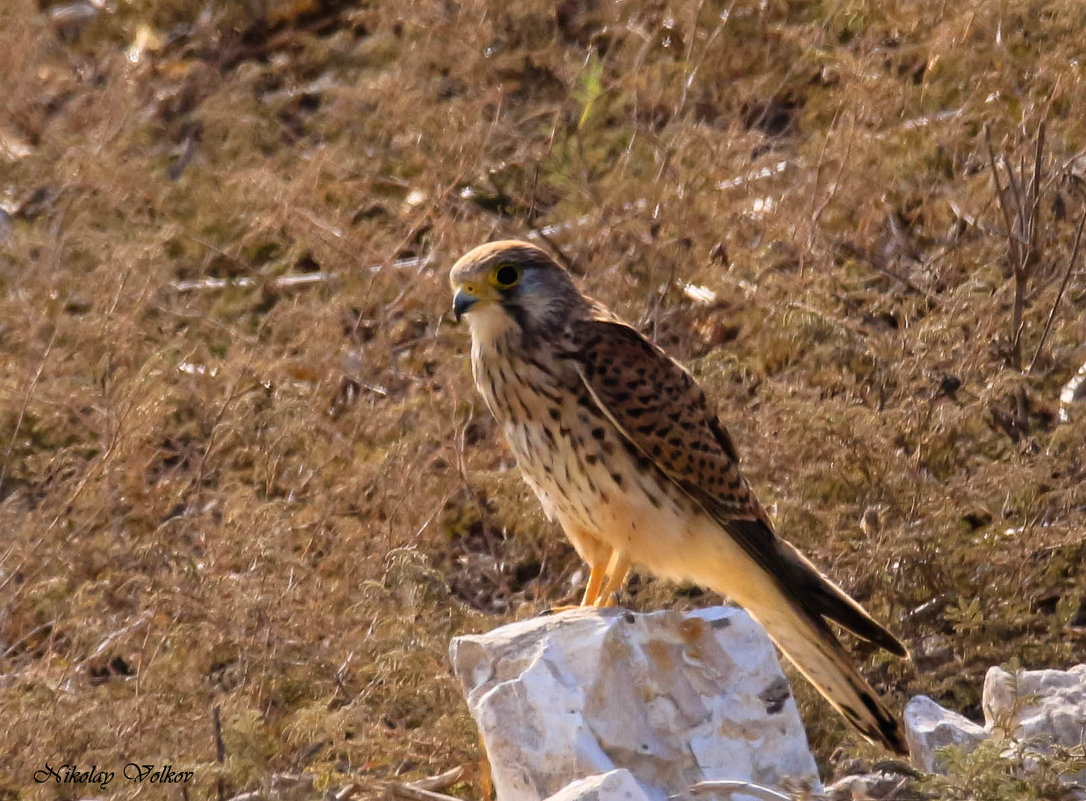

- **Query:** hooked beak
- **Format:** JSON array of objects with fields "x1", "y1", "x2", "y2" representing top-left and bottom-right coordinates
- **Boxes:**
[{"x1": 452, "y1": 288, "x2": 479, "y2": 322}]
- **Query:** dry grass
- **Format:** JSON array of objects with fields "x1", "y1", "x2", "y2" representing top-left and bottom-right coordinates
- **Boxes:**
[{"x1": 2, "y1": 1, "x2": 1085, "y2": 798}]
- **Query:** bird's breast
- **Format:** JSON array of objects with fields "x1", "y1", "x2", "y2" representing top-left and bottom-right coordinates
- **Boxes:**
[{"x1": 470, "y1": 340, "x2": 691, "y2": 544}]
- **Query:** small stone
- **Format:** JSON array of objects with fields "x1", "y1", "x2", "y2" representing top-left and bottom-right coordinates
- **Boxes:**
[
  {"x1": 48, "y1": 1, "x2": 99, "y2": 38},
  {"x1": 913, "y1": 634, "x2": 955, "y2": 671},
  {"x1": 903, "y1": 695, "x2": 987, "y2": 773},
  {"x1": 1059, "y1": 362, "x2": 1086, "y2": 424},
  {"x1": 825, "y1": 770, "x2": 910, "y2": 801}
]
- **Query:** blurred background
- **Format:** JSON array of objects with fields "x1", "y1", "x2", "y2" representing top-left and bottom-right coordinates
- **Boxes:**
[{"x1": 1, "y1": 0, "x2": 1085, "y2": 798}]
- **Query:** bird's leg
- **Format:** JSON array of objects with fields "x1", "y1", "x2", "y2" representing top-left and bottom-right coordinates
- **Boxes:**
[
  {"x1": 544, "y1": 530, "x2": 612, "y2": 614},
  {"x1": 580, "y1": 558, "x2": 608, "y2": 606},
  {"x1": 545, "y1": 558, "x2": 608, "y2": 613},
  {"x1": 594, "y1": 551, "x2": 631, "y2": 607}
]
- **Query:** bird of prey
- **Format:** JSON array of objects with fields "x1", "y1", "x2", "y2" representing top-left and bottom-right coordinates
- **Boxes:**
[{"x1": 450, "y1": 239, "x2": 909, "y2": 754}]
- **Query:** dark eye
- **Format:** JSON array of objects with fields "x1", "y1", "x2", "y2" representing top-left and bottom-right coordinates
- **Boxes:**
[{"x1": 494, "y1": 265, "x2": 520, "y2": 288}]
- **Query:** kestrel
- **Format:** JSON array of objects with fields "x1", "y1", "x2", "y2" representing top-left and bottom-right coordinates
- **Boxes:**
[{"x1": 450, "y1": 240, "x2": 909, "y2": 754}]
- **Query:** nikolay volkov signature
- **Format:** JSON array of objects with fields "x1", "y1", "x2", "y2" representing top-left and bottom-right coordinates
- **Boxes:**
[{"x1": 34, "y1": 762, "x2": 194, "y2": 788}]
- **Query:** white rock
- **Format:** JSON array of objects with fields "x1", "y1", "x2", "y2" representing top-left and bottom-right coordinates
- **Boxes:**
[
  {"x1": 906, "y1": 667, "x2": 1086, "y2": 789},
  {"x1": 983, "y1": 664, "x2": 1086, "y2": 739},
  {"x1": 824, "y1": 770, "x2": 910, "y2": 801},
  {"x1": 449, "y1": 606, "x2": 820, "y2": 801},
  {"x1": 903, "y1": 695, "x2": 987, "y2": 773},
  {"x1": 1058, "y1": 361, "x2": 1086, "y2": 423},
  {"x1": 983, "y1": 664, "x2": 1086, "y2": 786},
  {"x1": 543, "y1": 770, "x2": 652, "y2": 801}
]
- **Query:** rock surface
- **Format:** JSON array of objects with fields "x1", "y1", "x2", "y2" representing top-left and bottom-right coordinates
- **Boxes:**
[
  {"x1": 449, "y1": 606, "x2": 820, "y2": 801},
  {"x1": 983, "y1": 664, "x2": 1086, "y2": 741},
  {"x1": 1059, "y1": 360, "x2": 1086, "y2": 423},
  {"x1": 543, "y1": 770, "x2": 652, "y2": 801},
  {"x1": 905, "y1": 663, "x2": 1086, "y2": 789},
  {"x1": 984, "y1": 664, "x2": 1086, "y2": 787},
  {"x1": 903, "y1": 695, "x2": 987, "y2": 772},
  {"x1": 824, "y1": 768, "x2": 919, "y2": 801}
]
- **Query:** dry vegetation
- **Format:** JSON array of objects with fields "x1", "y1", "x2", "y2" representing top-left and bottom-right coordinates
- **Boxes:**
[{"x1": 2, "y1": 0, "x2": 1086, "y2": 798}]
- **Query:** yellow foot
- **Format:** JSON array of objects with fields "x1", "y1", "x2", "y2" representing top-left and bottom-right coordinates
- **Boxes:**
[{"x1": 593, "y1": 553, "x2": 631, "y2": 608}]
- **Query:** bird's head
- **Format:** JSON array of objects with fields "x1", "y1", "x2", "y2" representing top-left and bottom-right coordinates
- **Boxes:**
[{"x1": 449, "y1": 240, "x2": 584, "y2": 341}]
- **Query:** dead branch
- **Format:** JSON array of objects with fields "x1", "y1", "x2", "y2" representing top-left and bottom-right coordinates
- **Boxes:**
[
  {"x1": 984, "y1": 122, "x2": 1048, "y2": 371},
  {"x1": 686, "y1": 778, "x2": 795, "y2": 801},
  {"x1": 408, "y1": 766, "x2": 465, "y2": 792},
  {"x1": 1030, "y1": 209, "x2": 1086, "y2": 372},
  {"x1": 386, "y1": 781, "x2": 466, "y2": 801}
]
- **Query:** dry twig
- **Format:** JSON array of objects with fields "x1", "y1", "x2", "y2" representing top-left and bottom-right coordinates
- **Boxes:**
[
  {"x1": 984, "y1": 122, "x2": 1048, "y2": 371},
  {"x1": 1029, "y1": 209, "x2": 1086, "y2": 372},
  {"x1": 408, "y1": 766, "x2": 465, "y2": 792},
  {"x1": 386, "y1": 780, "x2": 466, "y2": 801},
  {"x1": 685, "y1": 778, "x2": 794, "y2": 801}
]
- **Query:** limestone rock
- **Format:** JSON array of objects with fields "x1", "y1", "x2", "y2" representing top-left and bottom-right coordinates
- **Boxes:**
[
  {"x1": 984, "y1": 664, "x2": 1086, "y2": 787},
  {"x1": 824, "y1": 769, "x2": 918, "y2": 801},
  {"x1": 906, "y1": 665, "x2": 1086, "y2": 788},
  {"x1": 543, "y1": 770, "x2": 652, "y2": 801},
  {"x1": 983, "y1": 664, "x2": 1086, "y2": 740},
  {"x1": 449, "y1": 606, "x2": 820, "y2": 801},
  {"x1": 903, "y1": 695, "x2": 986, "y2": 773},
  {"x1": 1059, "y1": 360, "x2": 1086, "y2": 423}
]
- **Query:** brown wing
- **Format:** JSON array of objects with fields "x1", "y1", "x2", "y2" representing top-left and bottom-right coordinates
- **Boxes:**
[{"x1": 572, "y1": 318, "x2": 906, "y2": 657}]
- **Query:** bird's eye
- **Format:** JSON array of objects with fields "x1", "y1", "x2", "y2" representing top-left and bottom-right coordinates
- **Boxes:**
[{"x1": 493, "y1": 265, "x2": 520, "y2": 289}]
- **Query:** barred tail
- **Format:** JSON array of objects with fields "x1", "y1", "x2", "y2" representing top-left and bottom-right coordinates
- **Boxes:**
[{"x1": 745, "y1": 595, "x2": 907, "y2": 755}]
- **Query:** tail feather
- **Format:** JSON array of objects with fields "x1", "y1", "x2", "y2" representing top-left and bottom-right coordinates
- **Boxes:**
[
  {"x1": 679, "y1": 515, "x2": 908, "y2": 752},
  {"x1": 779, "y1": 538, "x2": 908, "y2": 658},
  {"x1": 726, "y1": 519, "x2": 908, "y2": 658},
  {"x1": 745, "y1": 595, "x2": 908, "y2": 755}
]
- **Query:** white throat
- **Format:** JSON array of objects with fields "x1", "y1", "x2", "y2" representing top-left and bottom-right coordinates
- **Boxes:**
[{"x1": 466, "y1": 303, "x2": 519, "y2": 348}]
